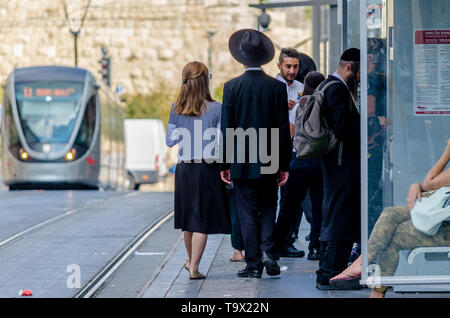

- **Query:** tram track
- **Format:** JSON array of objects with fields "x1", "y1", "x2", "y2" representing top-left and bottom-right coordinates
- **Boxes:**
[
  {"x1": 0, "y1": 191, "x2": 139, "y2": 251},
  {"x1": 74, "y1": 208, "x2": 174, "y2": 298}
]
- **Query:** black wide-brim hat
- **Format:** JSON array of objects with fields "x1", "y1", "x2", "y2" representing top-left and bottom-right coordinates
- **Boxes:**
[{"x1": 228, "y1": 29, "x2": 275, "y2": 66}]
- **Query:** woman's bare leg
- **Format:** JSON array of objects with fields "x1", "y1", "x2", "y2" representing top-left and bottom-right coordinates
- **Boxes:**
[
  {"x1": 184, "y1": 231, "x2": 193, "y2": 268},
  {"x1": 190, "y1": 232, "x2": 207, "y2": 273}
]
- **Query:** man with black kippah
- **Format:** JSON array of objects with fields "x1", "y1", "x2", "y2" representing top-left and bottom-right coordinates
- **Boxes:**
[{"x1": 315, "y1": 48, "x2": 362, "y2": 290}]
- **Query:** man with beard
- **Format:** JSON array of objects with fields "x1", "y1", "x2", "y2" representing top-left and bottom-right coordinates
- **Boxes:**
[
  {"x1": 272, "y1": 48, "x2": 306, "y2": 258},
  {"x1": 315, "y1": 48, "x2": 361, "y2": 290},
  {"x1": 276, "y1": 48, "x2": 304, "y2": 118}
]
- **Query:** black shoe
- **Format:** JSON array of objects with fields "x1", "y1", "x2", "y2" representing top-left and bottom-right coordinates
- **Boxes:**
[
  {"x1": 329, "y1": 276, "x2": 362, "y2": 290},
  {"x1": 237, "y1": 266, "x2": 262, "y2": 278},
  {"x1": 268, "y1": 247, "x2": 280, "y2": 260},
  {"x1": 262, "y1": 252, "x2": 281, "y2": 276},
  {"x1": 279, "y1": 245, "x2": 305, "y2": 258},
  {"x1": 307, "y1": 248, "x2": 320, "y2": 261},
  {"x1": 270, "y1": 250, "x2": 280, "y2": 260},
  {"x1": 315, "y1": 282, "x2": 332, "y2": 290}
]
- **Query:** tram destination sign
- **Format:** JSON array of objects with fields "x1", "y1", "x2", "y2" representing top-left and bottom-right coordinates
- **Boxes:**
[{"x1": 21, "y1": 86, "x2": 77, "y2": 98}]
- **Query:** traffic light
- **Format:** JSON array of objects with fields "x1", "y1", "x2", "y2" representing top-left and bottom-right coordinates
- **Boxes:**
[{"x1": 99, "y1": 57, "x2": 111, "y2": 87}]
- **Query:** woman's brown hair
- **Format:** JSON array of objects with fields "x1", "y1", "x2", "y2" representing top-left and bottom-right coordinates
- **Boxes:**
[{"x1": 173, "y1": 61, "x2": 213, "y2": 116}]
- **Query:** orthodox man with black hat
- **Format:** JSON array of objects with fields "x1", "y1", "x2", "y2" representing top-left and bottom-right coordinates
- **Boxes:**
[
  {"x1": 315, "y1": 48, "x2": 361, "y2": 290},
  {"x1": 219, "y1": 29, "x2": 292, "y2": 278}
]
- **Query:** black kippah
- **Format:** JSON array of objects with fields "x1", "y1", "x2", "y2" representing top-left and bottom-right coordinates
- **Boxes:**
[{"x1": 340, "y1": 48, "x2": 360, "y2": 62}]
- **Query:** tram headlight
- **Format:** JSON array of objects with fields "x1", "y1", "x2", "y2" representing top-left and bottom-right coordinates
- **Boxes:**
[
  {"x1": 19, "y1": 148, "x2": 29, "y2": 161},
  {"x1": 65, "y1": 149, "x2": 76, "y2": 161}
]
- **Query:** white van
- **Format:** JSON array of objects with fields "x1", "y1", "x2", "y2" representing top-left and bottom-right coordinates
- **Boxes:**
[{"x1": 124, "y1": 119, "x2": 168, "y2": 190}]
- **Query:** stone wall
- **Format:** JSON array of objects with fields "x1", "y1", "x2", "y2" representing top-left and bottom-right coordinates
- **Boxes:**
[{"x1": 0, "y1": 0, "x2": 312, "y2": 96}]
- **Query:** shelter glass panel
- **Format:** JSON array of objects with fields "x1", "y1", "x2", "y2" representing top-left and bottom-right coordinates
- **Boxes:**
[{"x1": 361, "y1": 0, "x2": 450, "y2": 292}]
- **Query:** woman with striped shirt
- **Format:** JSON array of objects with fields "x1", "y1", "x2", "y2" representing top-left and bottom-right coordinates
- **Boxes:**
[{"x1": 166, "y1": 61, "x2": 231, "y2": 280}]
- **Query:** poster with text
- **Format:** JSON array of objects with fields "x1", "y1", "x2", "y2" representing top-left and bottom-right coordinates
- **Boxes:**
[{"x1": 414, "y1": 29, "x2": 450, "y2": 115}]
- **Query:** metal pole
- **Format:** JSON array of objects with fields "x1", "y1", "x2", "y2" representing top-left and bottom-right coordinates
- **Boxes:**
[
  {"x1": 322, "y1": 5, "x2": 328, "y2": 76},
  {"x1": 207, "y1": 31, "x2": 215, "y2": 94},
  {"x1": 360, "y1": 0, "x2": 369, "y2": 286},
  {"x1": 341, "y1": 0, "x2": 348, "y2": 50},
  {"x1": 73, "y1": 32, "x2": 79, "y2": 67},
  {"x1": 62, "y1": 0, "x2": 92, "y2": 68},
  {"x1": 329, "y1": 4, "x2": 341, "y2": 73},
  {"x1": 313, "y1": 5, "x2": 321, "y2": 71}
]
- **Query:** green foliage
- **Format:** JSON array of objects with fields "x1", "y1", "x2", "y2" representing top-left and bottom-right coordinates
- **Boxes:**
[
  {"x1": 122, "y1": 83, "x2": 227, "y2": 128},
  {"x1": 213, "y1": 83, "x2": 224, "y2": 103},
  {"x1": 124, "y1": 85, "x2": 178, "y2": 128},
  {"x1": 304, "y1": 6, "x2": 312, "y2": 20},
  {"x1": 124, "y1": 83, "x2": 225, "y2": 127}
]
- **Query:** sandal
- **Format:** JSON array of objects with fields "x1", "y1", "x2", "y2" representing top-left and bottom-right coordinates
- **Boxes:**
[
  {"x1": 189, "y1": 270, "x2": 205, "y2": 280},
  {"x1": 329, "y1": 275, "x2": 362, "y2": 290},
  {"x1": 184, "y1": 258, "x2": 190, "y2": 272},
  {"x1": 229, "y1": 250, "x2": 245, "y2": 262}
]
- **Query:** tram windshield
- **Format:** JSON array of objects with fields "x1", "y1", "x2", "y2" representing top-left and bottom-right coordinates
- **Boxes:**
[{"x1": 15, "y1": 81, "x2": 84, "y2": 152}]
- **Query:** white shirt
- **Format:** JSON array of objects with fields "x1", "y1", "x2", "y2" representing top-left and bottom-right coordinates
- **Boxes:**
[
  {"x1": 276, "y1": 74, "x2": 304, "y2": 118},
  {"x1": 246, "y1": 67, "x2": 263, "y2": 71},
  {"x1": 289, "y1": 103, "x2": 298, "y2": 125},
  {"x1": 332, "y1": 71, "x2": 359, "y2": 112},
  {"x1": 331, "y1": 71, "x2": 349, "y2": 89},
  {"x1": 289, "y1": 103, "x2": 299, "y2": 153}
]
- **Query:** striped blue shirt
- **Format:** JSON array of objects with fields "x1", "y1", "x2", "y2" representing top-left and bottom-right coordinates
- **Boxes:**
[{"x1": 166, "y1": 101, "x2": 222, "y2": 161}]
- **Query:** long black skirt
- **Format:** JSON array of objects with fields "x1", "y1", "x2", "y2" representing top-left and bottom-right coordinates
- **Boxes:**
[{"x1": 174, "y1": 161, "x2": 231, "y2": 234}]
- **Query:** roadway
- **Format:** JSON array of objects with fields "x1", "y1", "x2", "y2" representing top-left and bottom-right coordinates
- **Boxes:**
[{"x1": 0, "y1": 187, "x2": 173, "y2": 297}]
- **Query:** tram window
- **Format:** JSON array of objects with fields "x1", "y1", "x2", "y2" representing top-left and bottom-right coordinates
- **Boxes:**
[
  {"x1": 75, "y1": 95, "x2": 97, "y2": 149},
  {"x1": 4, "y1": 94, "x2": 21, "y2": 149},
  {"x1": 15, "y1": 81, "x2": 83, "y2": 145}
]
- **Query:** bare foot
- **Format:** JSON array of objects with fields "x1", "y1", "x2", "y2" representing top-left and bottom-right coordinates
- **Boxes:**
[
  {"x1": 330, "y1": 257, "x2": 362, "y2": 281},
  {"x1": 229, "y1": 250, "x2": 245, "y2": 262},
  {"x1": 184, "y1": 258, "x2": 190, "y2": 271}
]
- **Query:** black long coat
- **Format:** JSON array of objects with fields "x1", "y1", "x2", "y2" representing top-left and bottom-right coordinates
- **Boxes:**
[
  {"x1": 319, "y1": 75, "x2": 361, "y2": 243},
  {"x1": 220, "y1": 69, "x2": 291, "y2": 179}
]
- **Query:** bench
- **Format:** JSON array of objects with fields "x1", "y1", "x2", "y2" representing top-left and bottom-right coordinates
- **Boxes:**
[{"x1": 391, "y1": 247, "x2": 450, "y2": 292}]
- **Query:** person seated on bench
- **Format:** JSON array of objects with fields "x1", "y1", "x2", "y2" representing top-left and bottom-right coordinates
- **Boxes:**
[{"x1": 329, "y1": 139, "x2": 450, "y2": 298}]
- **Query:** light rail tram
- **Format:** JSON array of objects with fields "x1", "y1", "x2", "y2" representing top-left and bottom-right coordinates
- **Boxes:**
[{"x1": 1, "y1": 66, "x2": 128, "y2": 190}]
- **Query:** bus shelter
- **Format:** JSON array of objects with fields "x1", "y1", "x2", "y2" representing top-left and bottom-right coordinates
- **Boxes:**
[{"x1": 349, "y1": 0, "x2": 450, "y2": 292}]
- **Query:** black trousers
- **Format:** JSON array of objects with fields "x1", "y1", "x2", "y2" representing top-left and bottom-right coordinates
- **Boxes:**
[
  {"x1": 273, "y1": 154, "x2": 323, "y2": 250},
  {"x1": 233, "y1": 175, "x2": 278, "y2": 271},
  {"x1": 315, "y1": 241, "x2": 353, "y2": 284},
  {"x1": 226, "y1": 184, "x2": 244, "y2": 251}
]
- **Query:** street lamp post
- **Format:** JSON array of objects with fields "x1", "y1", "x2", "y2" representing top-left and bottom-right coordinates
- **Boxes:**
[
  {"x1": 62, "y1": 0, "x2": 92, "y2": 68},
  {"x1": 72, "y1": 30, "x2": 80, "y2": 67}
]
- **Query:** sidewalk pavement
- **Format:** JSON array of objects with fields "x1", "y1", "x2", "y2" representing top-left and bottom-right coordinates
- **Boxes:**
[
  {"x1": 141, "y1": 220, "x2": 373, "y2": 298},
  {"x1": 140, "y1": 218, "x2": 450, "y2": 298}
]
